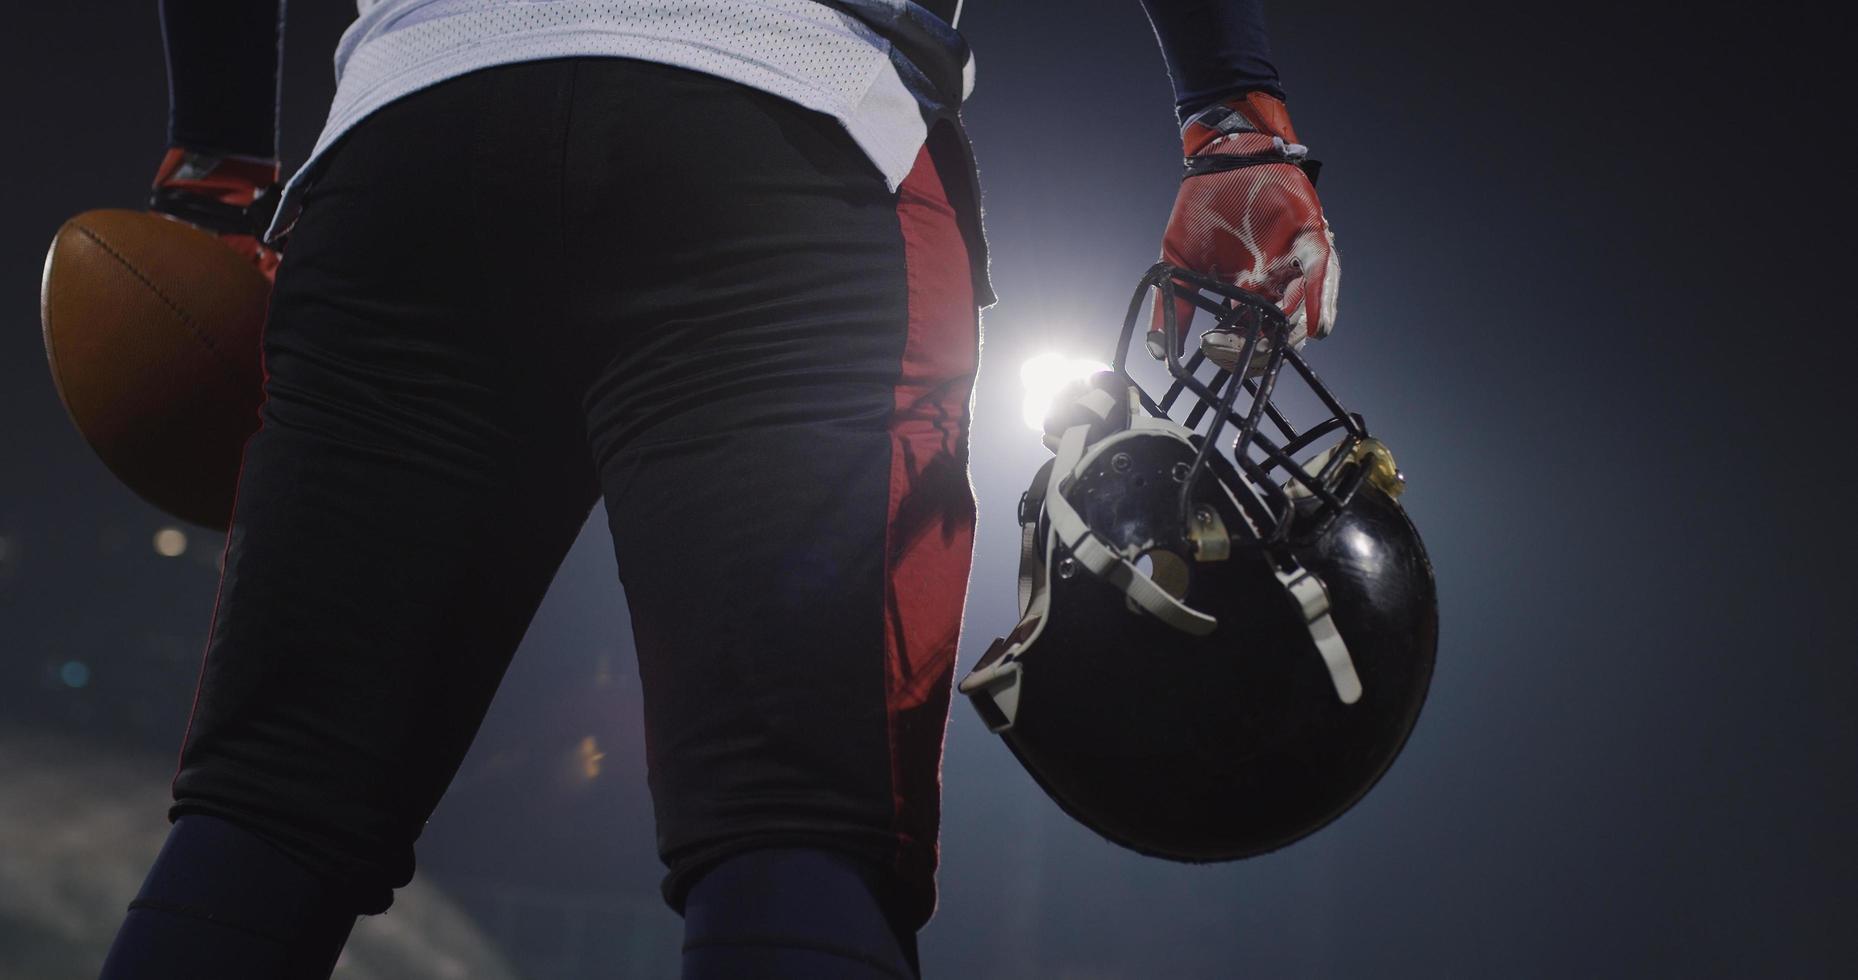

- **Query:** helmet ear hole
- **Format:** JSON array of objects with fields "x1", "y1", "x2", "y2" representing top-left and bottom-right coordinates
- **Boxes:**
[{"x1": 1135, "y1": 549, "x2": 1192, "y2": 600}]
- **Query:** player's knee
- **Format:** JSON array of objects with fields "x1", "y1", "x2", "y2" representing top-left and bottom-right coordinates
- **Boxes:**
[{"x1": 170, "y1": 762, "x2": 414, "y2": 917}]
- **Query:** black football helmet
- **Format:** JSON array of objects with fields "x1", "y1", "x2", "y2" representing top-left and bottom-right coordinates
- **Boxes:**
[{"x1": 959, "y1": 263, "x2": 1437, "y2": 861}]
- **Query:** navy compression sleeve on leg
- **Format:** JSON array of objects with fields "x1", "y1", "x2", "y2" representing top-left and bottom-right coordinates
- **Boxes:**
[
  {"x1": 1137, "y1": 0, "x2": 1285, "y2": 121},
  {"x1": 158, "y1": 0, "x2": 284, "y2": 158},
  {"x1": 98, "y1": 814, "x2": 356, "y2": 980},
  {"x1": 682, "y1": 848, "x2": 921, "y2": 979}
]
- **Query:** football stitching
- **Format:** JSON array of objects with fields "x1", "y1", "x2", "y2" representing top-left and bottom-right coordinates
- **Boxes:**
[{"x1": 69, "y1": 219, "x2": 232, "y2": 366}]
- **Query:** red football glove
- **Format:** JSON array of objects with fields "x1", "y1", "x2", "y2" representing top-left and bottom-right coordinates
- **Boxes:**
[
  {"x1": 149, "y1": 147, "x2": 282, "y2": 283},
  {"x1": 1151, "y1": 91, "x2": 1337, "y2": 370}
]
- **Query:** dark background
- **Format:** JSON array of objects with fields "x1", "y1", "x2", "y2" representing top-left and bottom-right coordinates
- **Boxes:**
[{"x1": 3, "y1": 2, "x2": 1852, "y2": 977}]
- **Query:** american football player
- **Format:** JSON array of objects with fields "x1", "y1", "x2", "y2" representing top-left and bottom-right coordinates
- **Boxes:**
[{"x1": 98, "y1": 2, "x2": 1336, "y2": 977}]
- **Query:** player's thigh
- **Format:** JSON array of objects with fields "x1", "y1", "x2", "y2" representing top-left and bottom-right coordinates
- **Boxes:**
[
  {"x1": 567, "y1": 59, "x2": 980, "y2": 928},
  {"x1": 171, "y1": 59, "x2": 600, "y2": 911}
]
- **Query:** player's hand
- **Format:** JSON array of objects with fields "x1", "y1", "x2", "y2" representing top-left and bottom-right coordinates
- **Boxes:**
[
  {"x1": 1151, "y1": 91, "x2": 1337, "y2": 370},
  {"x1": 149, "y1": 147, "x2": 283, "y2": 282}
]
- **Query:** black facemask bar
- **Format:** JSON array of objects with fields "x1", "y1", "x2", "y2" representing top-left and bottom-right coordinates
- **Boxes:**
[{"x1": 1110, "y1": 263, "x2": 1371, "y2": 547}]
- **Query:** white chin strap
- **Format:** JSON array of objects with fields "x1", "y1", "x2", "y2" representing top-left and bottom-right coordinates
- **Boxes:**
[{"x1": 1274, "y1": 564, "x2": 1362, "y2": 704}]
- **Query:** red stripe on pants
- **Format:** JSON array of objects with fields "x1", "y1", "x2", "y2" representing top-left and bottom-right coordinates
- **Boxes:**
[{"x1": 884, "y1": 142, "x2": 979, "y2": 912}]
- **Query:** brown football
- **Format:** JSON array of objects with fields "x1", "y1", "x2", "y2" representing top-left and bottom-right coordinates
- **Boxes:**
[{"x1": 40, "y1": 209, "x2": 269, "y2": 529}]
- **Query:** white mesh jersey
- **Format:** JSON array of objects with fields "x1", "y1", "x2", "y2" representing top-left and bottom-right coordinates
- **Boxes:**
[{"x1": 264, "y1": 0, "x2": 975, "y2": 243}]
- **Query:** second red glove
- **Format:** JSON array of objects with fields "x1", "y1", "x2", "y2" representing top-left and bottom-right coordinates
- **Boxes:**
[
  {"x1": 150, "y1": 147, "x2": 283, "y2": 283},
  {"x1": 1152, "y1": 91, "x2": 1337, "y2": 369}
]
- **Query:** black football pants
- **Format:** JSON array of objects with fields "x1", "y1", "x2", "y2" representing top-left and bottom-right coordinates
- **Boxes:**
[{"x1": 167, "y1": 57, "x2": 980, "y2": 934}]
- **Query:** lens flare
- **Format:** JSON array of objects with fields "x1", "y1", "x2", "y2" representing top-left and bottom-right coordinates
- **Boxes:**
[
  {"x1": 1020, "y1": 354, "x2": 1111, "y2": 431},
  {"x1": 152, "y1": 527, "x2": 188, "y2": 558}
]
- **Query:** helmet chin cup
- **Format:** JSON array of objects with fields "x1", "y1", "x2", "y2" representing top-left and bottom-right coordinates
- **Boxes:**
[{"x1": 961, "y1": 264, "x2": 1438, "y2": 862}]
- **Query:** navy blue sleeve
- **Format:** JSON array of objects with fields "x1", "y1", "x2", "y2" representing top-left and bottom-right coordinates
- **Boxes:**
[
  {"x1": 1136, "y1": 0, "x2": 1284, "y2": 122},
  {"x1": 159, "y1": 0, "x2": 285, "y2": 158}
]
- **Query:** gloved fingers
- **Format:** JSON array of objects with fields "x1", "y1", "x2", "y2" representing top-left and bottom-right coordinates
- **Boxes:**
[
  {"x1": 1147, "y1": 238, "x2": 1208, "y2": 359},
  {"x1": 151, "y1": 147, "x2": 283, "y2": 283},
  {"x1": 1295, "y1": 221, "x2": 1339, "y2": 342},
  {"x1": 1276, "y1": 222, "x2": 1338, "y2": 345},
  {"x1": 1151, "y1": 161, "x2": 1319, "y2": 360}
]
